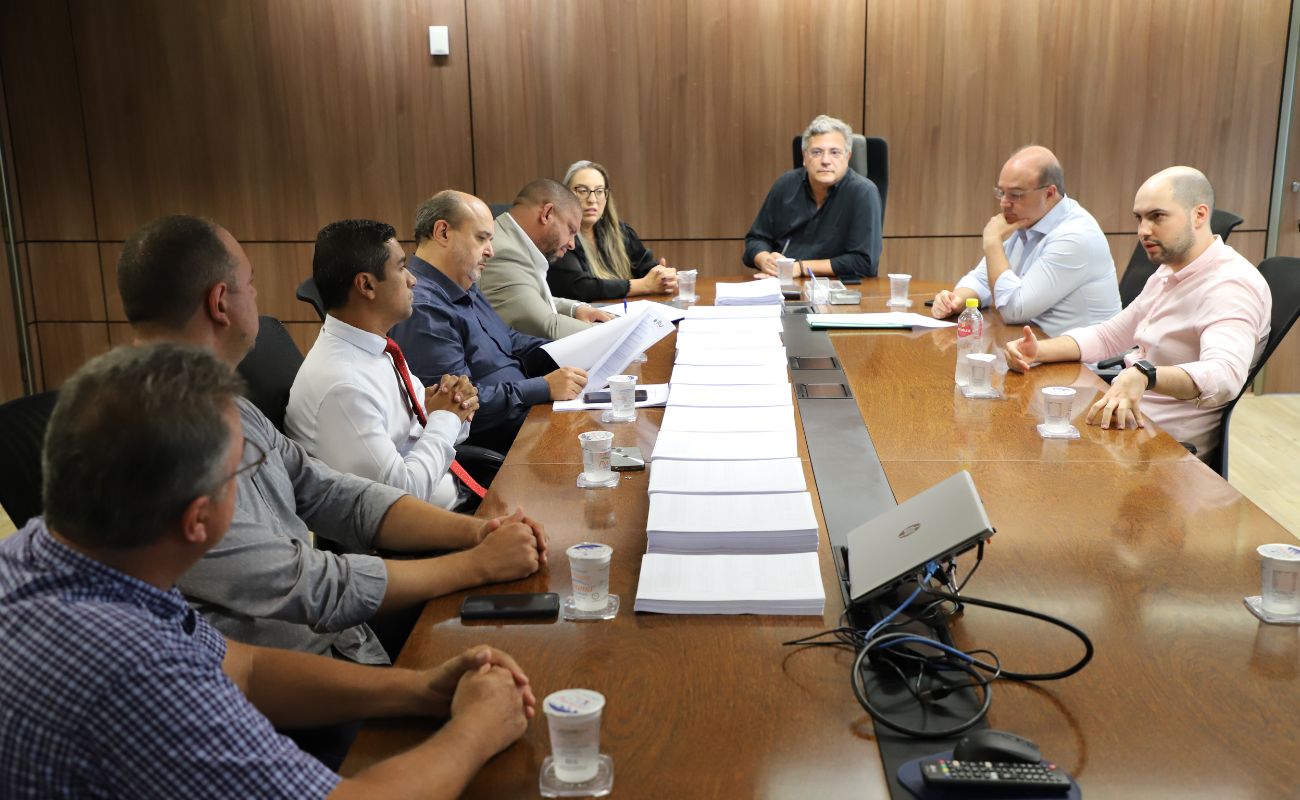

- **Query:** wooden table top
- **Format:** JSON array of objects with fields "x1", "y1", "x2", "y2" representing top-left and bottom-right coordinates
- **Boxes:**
[{"x1": 342, "y1": 274, "x2": 1298, "y2": 799}]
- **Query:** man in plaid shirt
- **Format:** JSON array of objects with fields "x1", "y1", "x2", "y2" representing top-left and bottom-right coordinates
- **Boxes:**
[{"x1": 0, "y1": 344, "x2": 535, "y2": 798}]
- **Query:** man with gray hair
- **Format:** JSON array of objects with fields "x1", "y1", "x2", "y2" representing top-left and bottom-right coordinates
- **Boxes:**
[
  {"x1": 479, "y1": 178, "x2": 615, "y2": 339},
  {"x1": 0, "y1": 343, "x2": 536, "y2": 798},
  {"x1": 1004, "y1": 166, "x2": 1271, "y2": 461},
  {"x1": 392, "y1": 190, "x2": 589, "y2": 454},
  {"x1": 745, "y1": 113, "x2": 883, "y2": 279},
  {"x1": 931, "y1": 146, "x2": 1120, "y2": 336}
]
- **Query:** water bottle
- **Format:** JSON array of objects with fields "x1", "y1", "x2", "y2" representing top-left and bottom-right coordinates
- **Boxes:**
[{"x1": 954, "y1": 298, "x2": 985, "y2": 387}]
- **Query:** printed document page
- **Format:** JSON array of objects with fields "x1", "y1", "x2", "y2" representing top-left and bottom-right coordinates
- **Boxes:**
[{"x1": 647, "y1": 457, "x2": 807, "y2": 494}]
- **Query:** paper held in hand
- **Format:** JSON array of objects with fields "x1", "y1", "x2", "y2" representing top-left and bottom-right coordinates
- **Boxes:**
[{"x1": 540, "y1": 309, "x2": 674, "y2": 391}]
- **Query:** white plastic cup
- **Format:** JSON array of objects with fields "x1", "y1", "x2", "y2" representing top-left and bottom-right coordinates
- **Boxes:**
[
  {"x1": 965, "y1": 353, "x2": 996, "y2": 393},
  {"x1": 578, "y1": 431, "x2": 614, "y2": 482},
  {"x1": 677, "y1": 270, "x2": 698, "y2": 303},
  {"x1": 607, "y1": 375, "x2": 636, "y2": 421},
  {"x1": 544, "y1": 689, "x2": 606, "y2": 783},
  {"x1": 567, "y1": 542, "x2": 613, "y2": 611},
  {"x1": 808, "y1": 277, "x2": 830, "y2": 305},
  {"x1": 1258, "y1": 543, "x2": 1300, "y2": 615},
  {"x1": 888, "y1": 273, "x2": 912, "y2": 305},
  {"x1": 1041, "y1": 387, "x2": 1077, "y2": 433},
  {"x1": 776, "y1": 257, "x2": 796, "y2": 285}
]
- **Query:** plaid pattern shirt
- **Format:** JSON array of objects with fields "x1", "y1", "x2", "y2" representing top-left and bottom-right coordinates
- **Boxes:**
[{"x1": 0, "y1": 519, "x2": 340, "y2": 798}]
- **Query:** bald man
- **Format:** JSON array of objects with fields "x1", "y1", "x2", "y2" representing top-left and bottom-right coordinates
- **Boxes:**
[
  {"x1": 390, "y1": 190, "x2": 589, "y2": 454},
  {"x1": 1004, "y1": 167, "x2": 1271, "y2": 460},
  {"x1": 933, "y1": 146, "x2": 1120, "y2": 337}
]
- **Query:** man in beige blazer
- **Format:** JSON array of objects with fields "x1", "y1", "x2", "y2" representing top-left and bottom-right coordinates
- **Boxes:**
[{"x1": 479, "y1": 179, "x2": 614, "y2": 339}]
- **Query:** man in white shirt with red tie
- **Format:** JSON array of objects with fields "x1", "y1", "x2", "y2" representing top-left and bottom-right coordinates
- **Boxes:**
[{"x1": 288, "y1": 219, "x2": 487, "y2": 510}]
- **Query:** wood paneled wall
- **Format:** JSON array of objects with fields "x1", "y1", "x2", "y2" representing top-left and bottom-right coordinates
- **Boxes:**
[{"x1": 0, "y1": 0, "x2": 1294, "y2": 400}]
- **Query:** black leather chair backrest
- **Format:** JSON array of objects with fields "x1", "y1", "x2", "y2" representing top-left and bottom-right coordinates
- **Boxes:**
[
  {"x1": 236, "y1": 316, "x2": 304, "y2": 433},
  {"x1": 1118, "y1": 209, "x2": 1245, "y2": 308},
  {"x1": 790, "y1": 133, "x2": 889, "y2": 223},
  {"x1": 1207, "y1": 255, "x2": 1300, "y2": 477},
  {"x1": 296, "y1": 276, "x2": 326, "y2": 322},
  {"x1": 488, "y1": 202, "x2": 512, "y2": 218},
  {"x1": 0, "y1": 390, "x2": 59, "y2": 528}
]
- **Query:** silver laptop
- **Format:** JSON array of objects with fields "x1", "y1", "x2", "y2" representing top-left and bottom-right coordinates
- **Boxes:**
[{"x1": 847, "y1": 470, "x2": 994, "y2": 603}]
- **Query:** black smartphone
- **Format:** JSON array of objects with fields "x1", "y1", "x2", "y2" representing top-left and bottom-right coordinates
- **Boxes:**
[
  {"x1": 460, "y1": 592, "x2": 560, "y2": 621},
  {"x1": 924, "y1": 300, "x2": 935, "y2": 307},
  {"x1": 611, "y1": 446, "x2": 645, "y2": 471},
  {"x1": 584, "y1": 389, "x2": 648, "y2": 403},
  {"x1": 839, "y1": 275, "x2": 862, "y2": 285}
]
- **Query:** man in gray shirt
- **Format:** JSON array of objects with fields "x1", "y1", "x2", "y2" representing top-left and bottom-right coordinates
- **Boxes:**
[{"x1": 116, "y1": 215, "x2": 549, "y2": 667}]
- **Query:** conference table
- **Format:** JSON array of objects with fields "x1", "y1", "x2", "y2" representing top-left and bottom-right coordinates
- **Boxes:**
[{"x1": 341, "y1": 275, "x2": 1298, "y2": 799}]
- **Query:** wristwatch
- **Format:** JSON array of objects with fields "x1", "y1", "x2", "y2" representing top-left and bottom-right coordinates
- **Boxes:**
[{"x1": 1134, "y1": 359, "x2": 1157, "y2": 390}]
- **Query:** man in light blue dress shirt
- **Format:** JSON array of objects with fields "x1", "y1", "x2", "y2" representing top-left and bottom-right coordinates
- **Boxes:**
[{"x1": 931, "y1": 146, "x2": 1120, "y2": 336}]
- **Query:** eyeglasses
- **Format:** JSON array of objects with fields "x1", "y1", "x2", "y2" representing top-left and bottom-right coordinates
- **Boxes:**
[
  {"x1": 572, "y1": 186, "x2": 608, "y2": 200},
  {"x1": 806, "y1": 148, "x2": 846, "y2": 160},
  {"x1": 993, "y1": 185, "x2": 1050, "y2": 201},
  {"x1": 225, "y1": 439, "x2": 267, "y2": 485}
]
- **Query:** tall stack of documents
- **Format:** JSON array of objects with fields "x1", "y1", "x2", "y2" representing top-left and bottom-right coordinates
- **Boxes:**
[{"x1": 634, "y1": 301, "x2": 825, "y2": 616}]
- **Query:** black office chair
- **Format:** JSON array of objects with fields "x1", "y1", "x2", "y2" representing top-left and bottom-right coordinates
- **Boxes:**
[
  {"x1": 1204, "y1": 255, "x2": 1300, "y2": 477},
  {"x1": 296, "y1": 276, "x2": 326, "y2": 322},
  {"x1": 488, "y1": 202, "x2": 512, "y2": 218},
  {"x1": 0, "y1": 390, "x2": 59, "y2": 528},
  {"x1": 1117, "y1": 209, "x2": 1245, "y2": 308},
  {"x1": 790, "y1": 133, "x2": 889, "y2": 223},
  {"x1": 236, "y1": 315, "x2": 304, "y2": 434}
]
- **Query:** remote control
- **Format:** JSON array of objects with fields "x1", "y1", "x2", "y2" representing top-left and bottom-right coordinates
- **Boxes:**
[{"x1": 920, "y1": 758, "x2": 1071, "y2": 795}]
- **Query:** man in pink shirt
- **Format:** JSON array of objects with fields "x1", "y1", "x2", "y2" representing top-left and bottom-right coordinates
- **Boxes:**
[{"x1": 1005, "y1": 166, "x2": 1271, "y2": 460}]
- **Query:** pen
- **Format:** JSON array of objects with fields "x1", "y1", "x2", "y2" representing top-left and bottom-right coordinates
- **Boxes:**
[{"x1": 623, "y1": 297, "x2": 628, "y2": 314}]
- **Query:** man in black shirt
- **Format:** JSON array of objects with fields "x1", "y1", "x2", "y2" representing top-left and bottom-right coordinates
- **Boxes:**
[{"x1": 744, "y1": 114, "x2": 882, "y2": 279}]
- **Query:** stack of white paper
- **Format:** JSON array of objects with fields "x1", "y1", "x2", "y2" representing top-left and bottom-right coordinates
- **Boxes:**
[
  {"x1": 660, "y1": 405, "x2": 796, "y2": 433},
  {"x1": 667, "y1": 383, "x2": 793, "y2": 408},
  {"x1": 645, "y1": 492, "x2": 819, "y2": 554},
  {"x1": 677, "y1": 317, "x2": 784, "y2": 334},
  {"x1": 634, "y1": 552, "x2": 825, "y2": 615},
  {"x1": 714, "y1": 280, "x2": 784, "y2": 306},
  {"x1": 669, "y1": 364, "x2": 790, "y2": 386},
  {"x1": 684, "y1": 305, "x2": 782, "y2": 320},
  {"x1": 541, "y1": 309, "x2": 675, "y2": 391},
  {"x1": 674, "y1": 330, "x2": 783, "y2": 351},
  {"x1": 598, "y1": 299, "x2": 687, "y2": 322},
  {"x1": 674, "y1": 347, "x2": 789, "y2": 367},
  {"x1": 647, "y1": 457, "x2": 807, "y2": 494},
  {"x1": 651, "y1": 429, "x2": 797, "y2": 461}
]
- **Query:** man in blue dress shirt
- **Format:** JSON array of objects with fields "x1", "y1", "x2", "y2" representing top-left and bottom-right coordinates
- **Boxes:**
[
  {"x1": 0, "y1": 343, "x2": 536, "y2": 798},
  {"x1": 391, "y1": 190, "x2": 588, "y2": 453}
]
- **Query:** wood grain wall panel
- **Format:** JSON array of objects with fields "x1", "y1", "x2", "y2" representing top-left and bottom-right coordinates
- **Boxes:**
[
  {"x1": 242, "y1": 243, "x2": 317, "y2": 322},
  {"x1": 468, "y1": 0, "x2": 866, "y2": 240},
  {"x1": 24, "y1": 323, "x2": 42, "y2": 392},
  {"x1": 867, "y1": 0, "x2": 1289, "y2": 238},
  {"x1": 35, "y1": 322, "x2": 110, "y2": 389},
  {"x1": 0, "y1": 0, "x2": 96, "y2": 240},
  {"x1": 0, "y1": 252, "x2": 22, "y2": 402},
  {"x1": 27, "y1": 243, "x2": 105, "y2": 322},
  {"x1": 285, "y1": 323, "x2": 321, "y2": 356},
  {"x1": 640, "y1": 240, "x2": 751, "y2": 280},
  {"x1": 99, "y1": 244, "x2": 126, "y2": 322},
  {"x1": 0, "y1": 50, "x2": 22, "y2": 242},
  {"x1": 880, "y1": 236, "x2": 981, "y2": 287},
  {"x1": 70, "y1": 0, "x2": 472, "y2": 242}
]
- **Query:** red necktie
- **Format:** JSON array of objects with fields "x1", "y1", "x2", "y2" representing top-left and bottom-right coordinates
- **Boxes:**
[{"x1": 385, "y1": 337, "x2": 487, "y2": 499}]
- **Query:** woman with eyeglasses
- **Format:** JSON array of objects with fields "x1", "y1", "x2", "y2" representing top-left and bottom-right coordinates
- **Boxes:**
[{"x1": 547, "y1": 160, "x2": 677, "y2": 302}]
